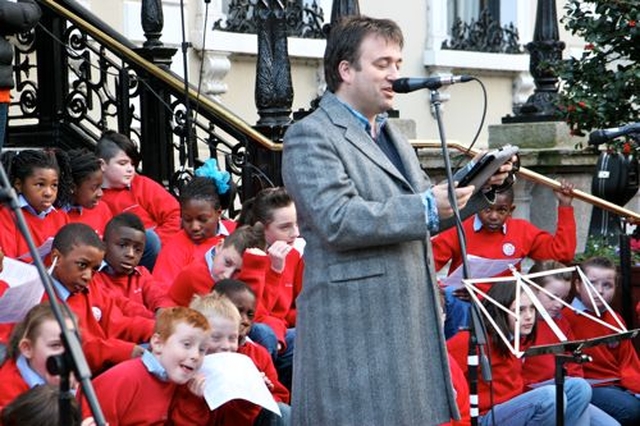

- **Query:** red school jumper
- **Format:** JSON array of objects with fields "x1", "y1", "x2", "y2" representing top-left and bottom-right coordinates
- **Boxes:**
[
  {"x1": 440, "y1": 354, "x2": 471, "y2": 426},
  {"x1": 93, "y1": 265, "x2": 173, "y2": 314},
  {"x1": 0, "y1": 358, "x2": 29, "y2": 411},
  {"x1": 87, "y1": 357, "x2": 177, "y2": 426},
  {"x1": 0, "y1": 205, "x2": 69, "y2": 263},
  {"x1": 170, "y1": 340, "x2": 289, "y2": 426},
  {"x1": 521, "y1": 316, "x2": 583, "y2": 388},
  {"x1": 432, "y1": 206, "x2": 576, "y2": 290},
  {"x1": 100, "y1": 174, "x2": 180, "y2": 245},
  {"x1": 563, "y1": 307, "x2": 640, "y2": 394},
  {"x1": 261, "y1": 240, "x2": 305, "y2": 328},
  {"x1": 66, "y1": 201, "x2": 113, "y2": 238},
  {"x1": 447, "y1": 330, "x2": 524, "y2": 415},
  {"x1": 48, "y1": 279, "x2": 155, "y2": 374},
  {"x1": 152, "y1": 219, "x2": 237, "y2": 290}
]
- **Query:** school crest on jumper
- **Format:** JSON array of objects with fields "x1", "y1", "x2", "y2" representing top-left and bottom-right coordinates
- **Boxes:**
[
  {"x1": 92, "y1": 306, "x2": 102, "y2": 321},
  {"x1": 502, "y1": 243, "x2": 516, "y2": 256}
]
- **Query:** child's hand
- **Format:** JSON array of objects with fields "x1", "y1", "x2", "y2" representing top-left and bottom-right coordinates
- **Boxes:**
[
  {"x1": 245, "y1": 247, "x2": 267, "y2": 256},
  {"x1": 554, "y1": 180, "x2": 575, "y2": 207},
  {"x1": 188, "y1": 373, "x2": 207, "y2": 397},
  {"x1": 131, "y1": 345, "x2": 145, "y2": 358},
  {"x1": 260, "y1": 372, "x2": 274, "y2": 390},
  {"x1": 267, "y1": 240, "x2": 292, "y2": 274}
]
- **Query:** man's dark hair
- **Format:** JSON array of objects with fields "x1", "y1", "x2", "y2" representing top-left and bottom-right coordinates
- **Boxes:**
[{"x1": 324, "y1": 15, "x2": 403, "y2": 93}]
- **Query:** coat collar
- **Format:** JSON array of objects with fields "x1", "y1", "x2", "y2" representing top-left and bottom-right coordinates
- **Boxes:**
[{"x1": 319, "y1": 92, "x2": 421, "y2": 192}]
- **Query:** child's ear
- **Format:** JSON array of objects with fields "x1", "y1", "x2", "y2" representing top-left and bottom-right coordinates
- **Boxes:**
[
  {"x1": 13, "y1": 178, "x2": 23, "y2": 194},
  {"x1": 50, "y1": 248, "x2": 61, "y2": 266},
  {"x1": 150, "y1": 333, "x2": 163, "y2": 354},
  {"x1": 98, "y1": 158, "x2": 107, "y2": 172},
  {"x1": 509, "y1": 205, "x2": 516, "y2": 214},
  {"x1": 18, "y1": 338, "x2": 34, "y2": 359}
]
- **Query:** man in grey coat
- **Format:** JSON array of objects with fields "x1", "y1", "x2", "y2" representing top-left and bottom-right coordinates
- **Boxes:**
[{"x1": 282, "y1": 16, "x2": 515, "y2": 425}]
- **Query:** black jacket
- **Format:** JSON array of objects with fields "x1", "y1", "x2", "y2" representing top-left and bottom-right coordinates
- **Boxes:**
[{"x1": 0, "y1": 0, "x2": 41, "y2": 89}]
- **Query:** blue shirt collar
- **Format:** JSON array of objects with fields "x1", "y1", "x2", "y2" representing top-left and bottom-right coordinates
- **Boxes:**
[
  {"x1": 337, "y1": 98, "x2": 389, "y2": 138},
  {"x1": 51, "y1": 276, "x2": 72, "y2": 301},
  {"x1": 571, "y1": 297, "x2": 589, "y2": 312},
  {"x1": 16, "y1": 354, "x2": 47, "y2": 388},
  {"x1": 18, "y1": 194, "x2": 55, "y2": 219},
  {"x1": 141, "y1": 349, "x2": 169, "y2": 382},
  {"x1": 473, "y1": 214, "x2": 507, "y2": 234}
]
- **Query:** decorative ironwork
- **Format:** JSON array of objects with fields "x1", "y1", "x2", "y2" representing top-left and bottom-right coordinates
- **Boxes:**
[
  {"x1": 255, "y1": 0, "x2": 293, "y2": 127},
  {"x1": 7, "y1": 3, "x2": 268, "y2": 206},
  {"x1": 504, "y1": 0, "x2": 565, "y2": 123},
  {"x1": 441, "y1": 8, "x2": 523, "y2": 54},
  {"x1": 214, "y1": 0, "x2": 325, "y2": 39},
  {"x1": 141, "y1": 0, "x2": 164, "y2": 48}
]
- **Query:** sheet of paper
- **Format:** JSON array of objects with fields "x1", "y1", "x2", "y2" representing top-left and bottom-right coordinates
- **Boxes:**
[
  {"x1": 0, "y1": 257, "x2": 45, "y2": 323},
  {"x1": 441, "y1": 255, "x2": 522, "y2": 288},
  {"x1": 200, "y1": 352, "x2": 281, "y2": 415}
]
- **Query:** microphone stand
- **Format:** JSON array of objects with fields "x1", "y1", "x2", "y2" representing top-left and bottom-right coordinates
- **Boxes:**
[
  {"x1": 0, "y1": 164, "x2": 106, "y2": 426},
  {"x1": 429, "y1": 88, "x2": 492, "y2": 426}
]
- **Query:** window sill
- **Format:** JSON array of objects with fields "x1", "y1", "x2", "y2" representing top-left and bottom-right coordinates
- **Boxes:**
[
  {"x1": 202, "y1": 30, "x2": 325, "y2": 59},
  {"x1": 423, "y1": 49, "x2": 530, "y2": 73}
]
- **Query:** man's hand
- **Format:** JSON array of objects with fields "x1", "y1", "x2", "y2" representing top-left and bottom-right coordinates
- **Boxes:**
[
  {"x1": 432, "y1": 181, "x2": 475, "y2": 219},
  {"x1": 485, "y1": 154, "x2": 518, "y2": 187}
]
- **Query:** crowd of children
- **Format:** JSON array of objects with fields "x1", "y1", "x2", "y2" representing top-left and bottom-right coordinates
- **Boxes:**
[{"x1": 0, "y1": 131, "x2": 639, "y2": 425}]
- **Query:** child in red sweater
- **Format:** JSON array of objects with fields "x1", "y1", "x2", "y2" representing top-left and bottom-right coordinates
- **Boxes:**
[
  {"x1": 433, "y1": 184, "x2": 576, "y2": 339},
  {"x1": 87, "y1": 306, "x2": 210, "y2": 425},
  {"x1": 96, "y1": 130, "x2": 180, "y2": 271},
  {"x1": 153, "y1": 162, "x2": 237, "y2": 290},
  {"x1": 0, "y1": 149, "x2": 71, "y2": 263},
  {"x1": 65, "y1": 149, "x2": 112, "y2": 238},
  {"x1": 172, "y1": 292, "x2": 290, "y2": 426},
  {"x1": 566, "y1": 256, "x2": 640, "y2": 426},
  {"x1": 93, "y1": 213, "x2": 172, "y2": 316},
  {"x1": 523, "y1": 260, "x2": 619, "y2": 425},
  {"x1": 447, "y1": 282, "x2": 591, "y2": 425},
  {"x1": 48, "y1": 223, "x2": 154, "y2": 373},
  {"x1": 0, "y1": 303, "x2": 75, "y2": 411},
  {"x1": 238, "y1": 187, "x2": 304, "y2": 389}
]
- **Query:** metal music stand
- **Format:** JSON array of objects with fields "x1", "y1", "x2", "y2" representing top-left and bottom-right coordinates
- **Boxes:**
[{"x1": 524, "y1": 329, "x2": 640, "y2": 426}]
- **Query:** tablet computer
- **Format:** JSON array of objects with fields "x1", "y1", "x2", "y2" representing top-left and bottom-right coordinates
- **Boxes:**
[{"x1": 455, "y1": 145, "x2": 519, "y2": 193}]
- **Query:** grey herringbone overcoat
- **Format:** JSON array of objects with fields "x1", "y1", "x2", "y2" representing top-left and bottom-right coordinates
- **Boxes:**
[{"x1": 282, "y1": 92, "x2": 465, "y2": 425}]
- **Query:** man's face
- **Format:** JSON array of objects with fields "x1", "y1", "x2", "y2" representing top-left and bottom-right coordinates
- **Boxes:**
[{"x1": 337, "y1": 34, "x2": 402, "y2": 119}]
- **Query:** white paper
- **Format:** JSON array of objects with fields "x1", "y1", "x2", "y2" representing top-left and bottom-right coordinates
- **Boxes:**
[
  {"x1": 200, "y1": 352, "x2": 281, "y2": 415},
  {"x1": 441, "y1": 255, "x2": 522, "y2": 288},
  {"x1": 0, "y1": 257, "x2": 45, "y2": 323}
]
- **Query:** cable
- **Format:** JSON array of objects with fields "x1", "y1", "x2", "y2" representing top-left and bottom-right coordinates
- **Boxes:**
[{"x1": 453, "y1": 77, "x2": 488, "y2": 171}]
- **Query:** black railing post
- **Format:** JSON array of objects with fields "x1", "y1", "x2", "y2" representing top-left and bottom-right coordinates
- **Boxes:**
[
  {"x1": 503, "y1": 0, "x2": 565, "y2": 123},
  {"x1": 135, "y1": 0, "x2": 177, "y2": 183},
  {"x1": 247, "y1": 0, "x2": 293, "y2": 199}
]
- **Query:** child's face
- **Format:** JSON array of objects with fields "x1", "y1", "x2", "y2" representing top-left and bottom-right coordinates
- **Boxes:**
[
  {"x1": 205, "y1": 315, "x2": 240, "y2": 354},
  {"x1": 577, "y1": 266, "x2": 616, "y2": 311},
  {"x1": 536, "y1": 277, "x2": 571, "y2": 318},
  {"x1": 226, "y1": 289, "x2": 256, "y2": 341},
  {"x1": 210, "y1": 245, "x2": 243, "y2": 282},
  {"x1": 15, "y1": 167, "x2": 58, "y2": 214},
  {"x1": 51, "y1": 244, "x2": 104, "y2": 293},
  {"x1": 507, "y1": 292, "x2": 536, "y2": 336},
  {"x1": 264, "y1": 204, "x2": 299, "y2": 246},
  {"x1": 73, "y1": 169, "x2": 104, "y2": 208},
  {"x1": 181, "y1": 199, "x2": 221, "y2": 244},
  {"x1": 19, "y1": 318, "x2": 72, "y2": 385},
  {"x1": 152, "y1": 321, "x2": 208, "y2": 385},
  {"x1": 104, "y1": 226, "x2": 145, "y2": 275},
  {"x1": 478, "y1": 193, "x2": 514, "y2": 233},
  {"x1": 101, "y1": 150, "x2": 135, "y2": 189}
]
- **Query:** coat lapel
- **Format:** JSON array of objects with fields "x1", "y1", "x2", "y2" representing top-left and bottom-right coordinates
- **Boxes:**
[{"x1": 321, "y1": 93, "x2": 416, "y2": 191}]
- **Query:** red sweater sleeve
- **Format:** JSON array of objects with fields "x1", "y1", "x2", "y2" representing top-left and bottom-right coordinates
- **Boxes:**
[
  {"x1": 526, "y1": 206, "x2": 577, "y2": 264},
  {"x1": 132, "y1": 175, "x2": 181, "y2": 245},
  {"x1": 169, "y1": 258, "x2": 214, "y2": 307}
]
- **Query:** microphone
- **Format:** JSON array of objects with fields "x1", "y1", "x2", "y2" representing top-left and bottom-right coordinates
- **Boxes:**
[
  {"x1": 588, "y1": 122, "x2": 640, "y2": 146},
  {"x1": 392, "y1": 75, "x2": 473, "y2": 93}
]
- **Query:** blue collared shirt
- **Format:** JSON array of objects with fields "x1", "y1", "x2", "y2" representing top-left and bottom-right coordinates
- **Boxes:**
[
  {"x1": 16, "y1": 354, "x2": 46, "y2": 388},
  {"x1": 18, "y1": 194, "x2": 55, "y2": 219},
  {"x1": 141, "y1": 349, "x2": 169, "y2": 382},
  {"x1": 51, "y1": 276, "x2": 72, "y2": 301},
  {"x1": 473, "y1": 214, "x2": 508, "y2": 234}
]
